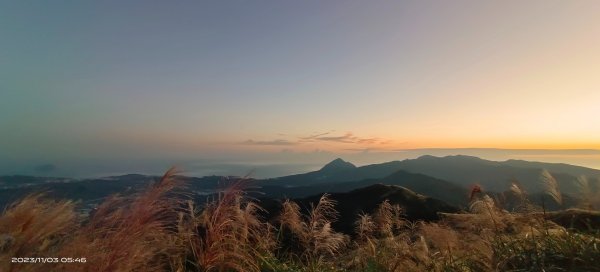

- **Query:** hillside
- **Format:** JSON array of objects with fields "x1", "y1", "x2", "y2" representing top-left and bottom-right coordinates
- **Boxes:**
[
  {"x1": 265, "y1": 156, "x2": 600, "y2": 194},
  {"x1": 259, "y1": 170, "x2": 468, "y2": 206},
  {"x1": 0, "y1": 174, "x2": 230, "y2": 210},
  {"x1": 299, "y1": 184, "x2": 461, "y2": 234}
]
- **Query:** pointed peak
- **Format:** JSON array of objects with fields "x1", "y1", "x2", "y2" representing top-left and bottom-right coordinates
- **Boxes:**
[
  {"x1": 320, "y1": 158, "x2": 356, "y2": 173},
  {"x1": 330, "y1": 158, "x2": 348, "y2": 163}
]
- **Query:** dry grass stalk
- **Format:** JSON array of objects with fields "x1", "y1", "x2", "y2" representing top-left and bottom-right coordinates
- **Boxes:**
[
  {"x1": 419, "y1": 223, "x2": 459, "y2": 254},
  {"x1": 0, "y1": 195, "x2": 78, "y2": 272},
  {"x1": 372, "y1": 200, "x2": 404, "y2": 238},
  {"x1": 540, "y1": 169, "x2": 562, "y2": 206},
  {"x1": 374, "y1": 200, "x2": 394, "y2": 237},
  {"x1": 469, "y1": 194, "x2": 496, "y2": 215},
  {"x1": 576, "y1": 176, "x2": 595, "y2": 210},
  {"x1": 55, "y1": 167, "x2": 187, "y2": 272},
  {"x1": 189, "y1": 178, "x2": 273, "y2": 272},
  {"x1": 355, "y1": 213, "x2": 375, "y2": 242},
  {"x1": 510, "y1": 181, "x2": 525, "y2": 200},
  {"x1": 348, "y1": 201, "x2": 422, "y2": 271},
  {"x1": 508, "y1": 181, "x2": 540, "y2": 213},
  {"x1": 279, "y1": 194, "x2": 348, "y2": 267},
  {"x1": 0, "y1": 168, "x2": 186, "y2": 272},
  {"x1": 469, "y1": 192, "x2": 511, "y2": 235},
  {"x1": 592, "y1": 180, "x2": 600, "y2": 210}
]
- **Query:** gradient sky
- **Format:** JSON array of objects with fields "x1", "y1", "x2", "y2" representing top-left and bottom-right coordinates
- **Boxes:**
[{"x1": 1, "y1": 1, "x2": 600, "y2": 176}]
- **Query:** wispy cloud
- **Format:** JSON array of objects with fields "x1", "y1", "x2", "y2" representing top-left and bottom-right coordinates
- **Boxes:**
[
  {"x1": 344, "y1": 147, "x2": 393, "y2": 152},
  {"x1": 240, "y1": 132, "x2": 392, "y2": 147},
  {"x1": 356, "y1": 138, "x2": 379, "y2": 144},
  {"x1": 315, "y1": 132, "x2": 357, "y2": 143},
  {"x1": 300, "y1": 132, "x2": 390, "y2": 145},
  {"x1": 299, "y1": 131, "x2": 335, "y2": 141},
  {"x1": 240, "y1": 139, "x2": 297, "y2": 146}
]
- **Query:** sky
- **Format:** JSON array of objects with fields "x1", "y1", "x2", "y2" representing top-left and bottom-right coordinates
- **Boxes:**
[{"x1": 1, "y1": 1, "x2": 599, "y2": 177}]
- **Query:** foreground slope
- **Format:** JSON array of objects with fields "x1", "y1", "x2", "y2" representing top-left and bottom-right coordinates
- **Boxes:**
[
  {"x1": 260, "y1": 169, "x2": 468, "y2": 206},
  {"x1": 261, "y1": 184, "x2": 461, "y2": 235}
]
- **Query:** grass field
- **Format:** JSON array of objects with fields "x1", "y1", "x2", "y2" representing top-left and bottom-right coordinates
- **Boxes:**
[{"x1": 1, "y1": 168, "x2": 599, "y2": 272}]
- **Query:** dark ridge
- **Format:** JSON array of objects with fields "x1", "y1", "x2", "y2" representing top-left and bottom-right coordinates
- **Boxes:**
[{"x1": 268, "y1": 184, "x2": 461, "y2": 235}]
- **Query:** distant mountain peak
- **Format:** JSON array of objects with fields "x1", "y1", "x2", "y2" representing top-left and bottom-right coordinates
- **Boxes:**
[{"x1": 320, "y1": 158, "x2": 356, "y2": 173}]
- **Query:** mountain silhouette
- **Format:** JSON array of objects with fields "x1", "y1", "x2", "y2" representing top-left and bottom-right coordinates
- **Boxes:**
[
  {"x1": 266, "y1": 155, "x2": 600, "y2": 194},
  {"x1": 2, "y1": 155, "x2": 598, "y2": 211},
  {"x1": 298, "y1": 184, "x2": 460, "y2": 234},
  {"x1": 319, "y1": 158, "x2": 356, "y2": 173},
  {"x1": 259, "y1": 169, "x2": 467, "y2": 206},
  {"x1": 258, "y1": 183, "x2": 460, "y2": 235}
]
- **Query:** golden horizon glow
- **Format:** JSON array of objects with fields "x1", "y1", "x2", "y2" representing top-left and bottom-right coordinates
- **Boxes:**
[{"x1": 1, "y1": 1, "x2": 599, "y2": 167}]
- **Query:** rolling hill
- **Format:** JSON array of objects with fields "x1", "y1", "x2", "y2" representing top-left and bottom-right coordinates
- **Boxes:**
[
  {"x1": 264, "y1": 155, "x2": 600, "y2": 194},
  {"x1": 259, "y1": 170, "x2": 468, "y2": 206}
]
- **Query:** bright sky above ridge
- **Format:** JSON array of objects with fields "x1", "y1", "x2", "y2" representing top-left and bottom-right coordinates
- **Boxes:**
[{"x1": 1, "y1": 1, "x2": 599, "y2": 175}]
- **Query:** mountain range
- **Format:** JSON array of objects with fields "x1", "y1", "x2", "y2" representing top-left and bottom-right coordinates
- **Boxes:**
[
  {"x1": 1, "y1": 155, "x2": 599, "y2": 212},
  {"x1": 264, "y1": 155, "x2": 600, "y2": 195}
]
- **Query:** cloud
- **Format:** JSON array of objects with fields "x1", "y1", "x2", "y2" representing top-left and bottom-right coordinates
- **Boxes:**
[
  {"x1": 299, "y1": 131, "x2": 335, "y2": 142},
  {"x1": 357, "y1": 138, "x2": 379, "y2": 144},
  {"x1": 315, "y1": 132, "x2": 357, "y2": 143},
  {"x1": 239, "y1": 132, "x2": 392, "y2": 147},
  {"x1": 344, "y1": 147, "x2": 402, "y2": 153},
  {"x1": 300, "y1": 131, "x2": 356, "y2": 143},
  {"x1": 300, "y1": 132, "x2": 390, "y2": 145},
  {"x1": 240, "y1": 139, "x2": 298, "y2": 146}
]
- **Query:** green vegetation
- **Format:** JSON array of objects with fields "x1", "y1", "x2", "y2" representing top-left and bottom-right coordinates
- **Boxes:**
[{"x1": 1, "y1": 168, "x2": 599, "y2": 271}]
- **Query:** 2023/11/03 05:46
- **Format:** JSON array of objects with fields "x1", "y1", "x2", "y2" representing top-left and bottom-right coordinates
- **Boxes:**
[{"x1": 11, "y1": 257, "x2": 87, "y2": 263}]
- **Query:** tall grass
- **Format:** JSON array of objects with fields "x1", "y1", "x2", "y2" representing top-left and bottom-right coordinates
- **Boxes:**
[
  {"x1": 56, "y1": 167, "x2": 187, "y2": 272},
  {"x1": 188, "y1": 178, "x2": 273, "y2": 272},
  {"x1": 0, "y1": 194, "x2": 78, "y2": 272},
  {"x1": 278, "y1": 194, "x2": 348, "y2": 270},
  {"x1": 372, "y1": 200, "x2": 404, "y2": 238},
  {"x1": 0, "y1": 167, "x2": 187, "y2": 272},
  {"x1": 349, "y1": 201, "x2": 416, "y2": 271},
  {"x1": 1, "y1": 167, "x2": 599, "y2": 272},
  {"x1": 541, "y1": 169, "x2": 563, "y2": 206},
  {"x1": 575, "y1": 175, "x2": 600, "y2": 210}
]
